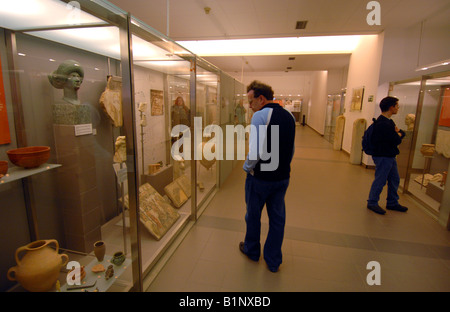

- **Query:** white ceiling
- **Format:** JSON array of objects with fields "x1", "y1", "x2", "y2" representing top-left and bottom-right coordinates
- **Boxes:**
[{"x1": 108, "y1": 0, "x2": 450, "y2": 74}]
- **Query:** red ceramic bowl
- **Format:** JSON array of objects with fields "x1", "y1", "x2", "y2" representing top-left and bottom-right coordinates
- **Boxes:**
[
  {"x1": 6, "y1": 146, "x2": 50, "y2": 169},
  {"x1": 0, "y1": 160, "x2": 7, "y2": 177}
]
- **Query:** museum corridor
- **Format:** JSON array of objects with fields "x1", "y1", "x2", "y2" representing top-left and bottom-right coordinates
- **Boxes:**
[{"x1": 146, "y1": 124, "x2": 450, "y2": 292}]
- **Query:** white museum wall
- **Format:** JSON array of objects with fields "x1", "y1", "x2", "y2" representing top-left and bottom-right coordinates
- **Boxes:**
[
  {"x1": 378, "y1": 6, "x2": 450, "y2": 85},
  {"x1": 342, "y1": 34, "x2": 384, "y2": 156}
]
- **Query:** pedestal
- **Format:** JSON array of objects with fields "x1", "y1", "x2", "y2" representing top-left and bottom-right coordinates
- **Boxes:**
[
  {"x1": 53, "y1": 124, "x2": 102, "y2": 253},
  {"x1": 350, "y1": 118, "x2": 366, "y2": 165}
]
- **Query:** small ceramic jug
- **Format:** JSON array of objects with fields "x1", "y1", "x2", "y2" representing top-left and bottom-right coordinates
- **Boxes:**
[{"x1": 93, "y1": 240, "x2": 106, "y2": 262}]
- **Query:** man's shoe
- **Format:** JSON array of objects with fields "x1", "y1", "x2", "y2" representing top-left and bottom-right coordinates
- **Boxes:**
[
  {"x1": 367, "y1": 204, "x2": 386, "y2": 215},
  {"x1": 386, "y1": 204, "x2": 408, "y2": 212},
  {"x1": 239, "y1": 242, "x2": 258, "y2": 262},
  {"x1": 267, "y1": 265, "x2": 279, "y2": 273}
]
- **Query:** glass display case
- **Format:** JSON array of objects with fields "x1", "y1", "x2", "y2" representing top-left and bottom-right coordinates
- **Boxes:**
[
  {"x1": 0, "y1": 0, "x2": 243, "y2": 292},
  {"x1": 389, "y1": 71, "x2": 450, "y2": 220}
]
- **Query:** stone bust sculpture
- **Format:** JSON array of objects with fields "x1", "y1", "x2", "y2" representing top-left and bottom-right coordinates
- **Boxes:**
[
  {"x1": 48, "y1": 60, "x2": 91, "y2": 124},
  {"x1": 405, "y1": 113, "x2": 415, "y2": 131}
]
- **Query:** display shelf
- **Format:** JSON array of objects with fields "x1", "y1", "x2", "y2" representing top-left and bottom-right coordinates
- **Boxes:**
[
  {"x1": 60, "y1": 254, "x2": 132, "y2": 292},
  {"x1": 0, "y1": 163, "x2": 61, "y2": 184}
]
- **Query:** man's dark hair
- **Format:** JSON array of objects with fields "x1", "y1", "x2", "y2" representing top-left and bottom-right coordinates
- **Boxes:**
[
  {"x1": 379, "y1": 96, "x2": 399, "y2": 112},
  {"x1": 247, "y1": 80, "x2": 274, "y2": 100}
]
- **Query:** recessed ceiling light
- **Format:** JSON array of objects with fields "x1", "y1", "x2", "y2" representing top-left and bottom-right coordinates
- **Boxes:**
[{"x1": 178, "y1": 35, "x2": 362, "y2": 56}]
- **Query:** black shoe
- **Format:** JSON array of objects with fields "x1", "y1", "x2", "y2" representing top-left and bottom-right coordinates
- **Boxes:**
[
  {"x1": 239, "y1": 242, "x2": 258, "y2": 262},
  {"x1": 367, "y1": 204, "x2": 386, "y2": 215},
  {"x1": 267, "y1": 265, "x2": 279, "y2": 273},
  {"x1": 386, "y1": 204, "x2": 408, "y2": 212}
]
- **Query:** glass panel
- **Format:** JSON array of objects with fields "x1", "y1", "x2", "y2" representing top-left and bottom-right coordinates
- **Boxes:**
[
  {"x1": 195, "y1": 64, "x2": 219, "y2": 206},
  {"x1": 219, "y1": 72, "x2": 236, "y2": 186},
  {"x1": 407, "y1": 75, "x2": 450, "y2": 214},
  {"x1": 130, "y1": 16, "x2": 193, "y2": 278},
  {"x1": 389, "y1": 80, "x2": 422, "y2": 188},
  {"x1": 324, "y1": 94, "x2": 344, "y2": 144},
  {"x1": 233, "y1": 81, "x2": 247, "y2": 169},
  {"x1": 0, "y1": 4, "x2": 136, "y2": 291}
]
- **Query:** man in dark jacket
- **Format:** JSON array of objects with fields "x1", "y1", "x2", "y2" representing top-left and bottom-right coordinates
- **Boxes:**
[
  {"x1": 367, "y1": 96, "x2": 408, "y2": 215},
  {"x1": 240, "y1": 80, "x2": 296, "y2": 272}
]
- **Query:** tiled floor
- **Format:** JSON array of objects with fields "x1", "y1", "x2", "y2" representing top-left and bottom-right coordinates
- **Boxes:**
[{"x1": 146, "y1": 125, "x2": 450, "y2": 292}]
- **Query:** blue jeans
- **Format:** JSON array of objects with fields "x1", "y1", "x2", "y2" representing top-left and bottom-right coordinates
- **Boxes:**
[
  {"x1": 367, "y1": 156, "x2": 400, "y2": 206},
  {"x1": 243, "y1": 174, "x2": 289, "y2": 270}
]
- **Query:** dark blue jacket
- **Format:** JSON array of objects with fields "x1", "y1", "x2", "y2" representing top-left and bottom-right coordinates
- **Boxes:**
[{"x1": 372, "y1": 115, "x2": 405, "y2": 157}]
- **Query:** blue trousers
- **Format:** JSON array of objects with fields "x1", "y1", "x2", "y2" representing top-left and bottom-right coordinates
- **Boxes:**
[
  {"x1": 367, "y1": 156, "x2": 400, "y2": 206},
  {"x1": 243, "y1": 174, "x2": 289, "y2": 270}
]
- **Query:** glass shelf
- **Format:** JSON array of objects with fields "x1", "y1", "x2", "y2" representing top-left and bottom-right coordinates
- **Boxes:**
[{"x1": 0, "y1": 164, "x2": 61, "y2": 185}]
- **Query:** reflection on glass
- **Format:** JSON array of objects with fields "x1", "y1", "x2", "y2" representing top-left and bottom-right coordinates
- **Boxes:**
[
  {"x1": 131, "y1": 33, "x2": 193, "y2": 275},
  {"x1": 324, "y1": 93, "x2": 344, "y2": 144},
  {"x1": 389, "y1": 81, "x2": 421, "y2": 186},
  {"x1": 408, "y1": 77, "x2": 450, "y2": 213},
  {"x1": 196, "y1": 66, "x2": 218, "y2": 206}
]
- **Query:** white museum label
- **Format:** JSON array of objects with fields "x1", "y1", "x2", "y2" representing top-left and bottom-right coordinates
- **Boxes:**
[{"x1": 74, "y1": 123, "x2": 93, "y2": 136}]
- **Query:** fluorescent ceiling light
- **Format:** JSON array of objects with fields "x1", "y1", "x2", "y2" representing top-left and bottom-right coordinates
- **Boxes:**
[
  {"x1": 26, "y1": 27, "x2": 186, "y2": 64},
  {"x1": 0, "y1": 0, "x2": 106, "y2": 30},
  {"x1": 26, "y1": 26, "x2": 121, "y2": 59},
  {"x1": 177, "y1": 35, "x2": 362, "y2": 56},
  {"x1": 415, "y1": 59, "x2": 450, "y2": 71},
  {"x1": 132, "y1": 35, "x2": 185, "y2": 61}
]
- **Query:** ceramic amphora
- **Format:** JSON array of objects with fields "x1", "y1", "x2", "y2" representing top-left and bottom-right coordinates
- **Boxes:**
[{"x1": 7, "y1": 239, "x2": 69, "y2": 292}]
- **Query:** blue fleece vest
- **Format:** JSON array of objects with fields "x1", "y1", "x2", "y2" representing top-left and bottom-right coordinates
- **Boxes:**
[{"x1": 243, "y1": 103, "x2": 296, "y2": 181}]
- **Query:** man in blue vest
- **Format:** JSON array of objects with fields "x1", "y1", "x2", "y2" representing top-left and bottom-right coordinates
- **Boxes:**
[{"x1": 239, "y1": 81, "x2": 296, "y2": 272}]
